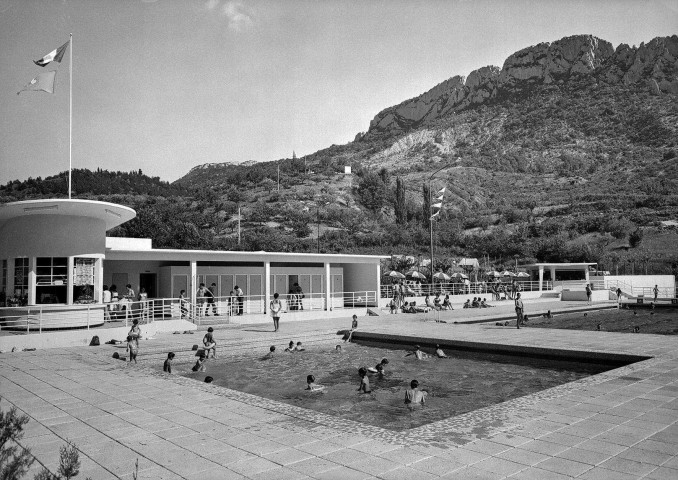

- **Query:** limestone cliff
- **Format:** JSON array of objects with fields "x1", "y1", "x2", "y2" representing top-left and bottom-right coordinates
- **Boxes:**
[{"x1": 366, "y1": 34, "x2": 678, "y2": 136}]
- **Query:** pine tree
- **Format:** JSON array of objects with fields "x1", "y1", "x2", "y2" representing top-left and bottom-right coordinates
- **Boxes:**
[{"x1": 394, "y1": 177, "x2": 406, "y2": 225}]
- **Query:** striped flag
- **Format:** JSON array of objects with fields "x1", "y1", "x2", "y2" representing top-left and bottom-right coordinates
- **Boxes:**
[
  {"x1": 430, "y1": 186, "x2": 446, "y2": 220},
  {"x1": 18, "y1": 70, "x2": 57, "y2": 95},
  {"x1": 34, "y1": 40, "x2": 69, "y2": 67}
]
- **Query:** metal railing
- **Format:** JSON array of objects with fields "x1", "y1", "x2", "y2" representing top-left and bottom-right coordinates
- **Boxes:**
[
  {"x1": 0, "y1": 291, "x2": 378, "y2": 333},
  {"x1": 380, "y1": 281, "x2": 552, "y2": 298}
]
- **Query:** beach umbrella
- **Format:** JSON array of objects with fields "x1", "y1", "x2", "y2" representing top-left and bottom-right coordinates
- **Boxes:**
[
  {"x1": 433, "y1": 272, "x2": 451, "y2": 281},
  {"x1": 516, "y1": 272, "x2": 530, "y2": 278},
  {"x1": 501, "y1": 270, "x2": 515, "y2": 277},
  {"x1": 387, "y1": 271, "x2": 406, "y2": 279},
  {"x1": 407, "y1": 271, "x2": 427, "y2": 280},
  {"x1": 451, "y1": 272, "x2": 468, "y2": 279},
  {"x1": 487, "y1": 271, "x2": 501, "y2": 277}
]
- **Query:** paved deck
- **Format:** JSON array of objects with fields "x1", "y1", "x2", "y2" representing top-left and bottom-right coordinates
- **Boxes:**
[{"x1": 1, "y1": 300, "x2": 676, "y2": 480}]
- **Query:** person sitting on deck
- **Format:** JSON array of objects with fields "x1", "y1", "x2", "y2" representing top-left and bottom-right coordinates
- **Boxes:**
[
  {"x1": 425, "y1": 295, "x2": 435, "y2": 310},
  {"x1": 433, "y1": 294, "x2": 442, "y2": 311},
  {"x1": 471, "y1": 297, "x2": 480, "y2": 308},
  {"x1": 463, "y1": 299, "x2": 471, "y2": 309},
  {"x1": 441, "y1": 294, "x2": 453, "y2": 310},
  {"x1": 480, "y1": 298, "x2": 493, "y2": 308}
]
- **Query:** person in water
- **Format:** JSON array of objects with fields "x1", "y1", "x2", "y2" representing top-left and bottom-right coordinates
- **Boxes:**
[
  {"x1": 404, "y1": 379, "x2": 427, "y2": 405},
  {"x1": 306, "y1": 374, "x2": 325, "y2": 391},
  {"x1": 406, "y1": 345, "x2": 428, "y2": 360},
  {"x1": 285, "y1": 341, "x2": 295, "y2": 352},
  {"x1": 435, "y1": 344, "x2": 448, "y2": 358},
  {"x1": 357, "y1": 367, "x2": 371, "y2": 393}
]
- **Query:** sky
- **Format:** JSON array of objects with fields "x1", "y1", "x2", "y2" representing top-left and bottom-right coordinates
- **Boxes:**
[{"x1": 0, "y1": 0, "x2": 676, "y2": 185}]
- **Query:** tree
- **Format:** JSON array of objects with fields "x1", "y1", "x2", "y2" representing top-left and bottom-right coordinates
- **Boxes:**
[
  {"x1": 261, "y1": 178, "x2": 276, "y2": 193},
  {"x1": 629, "y1": 228, "x2": 644, "y2": 248},
  {"x1": 356, "y1": 172, "x2": 387, "y2": 212},
  {"x1": 394, "y1": 177, "x2": 406, "y2": 225}
]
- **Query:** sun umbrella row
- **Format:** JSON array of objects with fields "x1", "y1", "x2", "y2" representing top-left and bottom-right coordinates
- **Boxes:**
[{"x1": 387, "y1": 270, "x2": 529, "y2": 280}]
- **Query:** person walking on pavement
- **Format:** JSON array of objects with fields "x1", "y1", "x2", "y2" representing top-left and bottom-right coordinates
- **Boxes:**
[{"x1": 515, "y1": 293, "x2": 524, "y2": 329}]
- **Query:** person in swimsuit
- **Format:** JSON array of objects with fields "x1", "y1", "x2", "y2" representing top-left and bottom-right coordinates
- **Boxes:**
[
  {"x1": 202, "y1": 327, "x2": 217, "y2": 358},
  {"x1": 357, "y1": 367, "x2": 371, "y2": 393},
  {"x1": 345, "y1": 315, "x2": 358, "y2": 342},
  {"x1": 435, "y1": 344, "x2": 448, "y2": 358},
  {"x1": 404, "y1": 379, "x2": 427, "y2": 405},
  {"x1": 306, "y1": 374, "x2": 325, "y2": 391},
  {"x1": 163, "y1": 352, "x2": 175, "y2": 373}
]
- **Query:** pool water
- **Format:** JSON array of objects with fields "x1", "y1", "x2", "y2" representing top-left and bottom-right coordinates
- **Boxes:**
[{"x1": 183, "y1": 343, "x2": 612, "y2": 431}]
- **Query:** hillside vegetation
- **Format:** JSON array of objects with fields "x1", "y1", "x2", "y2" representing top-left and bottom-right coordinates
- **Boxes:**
[{"x1": 2, "y1": 34, "x2": 677, "y2": 276}]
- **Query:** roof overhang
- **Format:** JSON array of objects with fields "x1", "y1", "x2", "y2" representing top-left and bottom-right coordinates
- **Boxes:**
[{"x1": 0, "y1": 199, "x2": 136, "y2": 231}]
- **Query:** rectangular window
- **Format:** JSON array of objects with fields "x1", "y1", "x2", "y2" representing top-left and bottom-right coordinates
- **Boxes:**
[
  {"x1": 36, "y1": 257, "x2": 68, "y2": 304},
  {"x1": 13, "y1": 258, "x2": 29, "y2": 301},
  {"x1": 73, "y1": 258, "x2": 96, "y2": 304}
]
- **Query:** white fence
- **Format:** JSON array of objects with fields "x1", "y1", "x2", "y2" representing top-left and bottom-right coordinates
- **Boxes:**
[{"x1": 0, "y1": 290, "x2": 378, "y2": 334}]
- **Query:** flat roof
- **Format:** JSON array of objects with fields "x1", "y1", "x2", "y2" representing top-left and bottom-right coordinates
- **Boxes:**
[
  {"x1": 522, "y1": 262, "x2": 597, "y2": 268},
  {"x1": 0, "y1": 199, "x2": 136, "y2": 231},
  {"x1": 105, "y1": 247, "x2": 387, "y2": 264}
]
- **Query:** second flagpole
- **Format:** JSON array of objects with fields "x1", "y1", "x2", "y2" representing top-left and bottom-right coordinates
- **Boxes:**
[{"x1": 68, "y1": 32, "x2": 72, "y2": 199}]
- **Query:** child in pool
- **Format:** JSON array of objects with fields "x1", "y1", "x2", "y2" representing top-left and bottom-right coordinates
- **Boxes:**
[
  {"x1": 357, "y1": 367, "x2": 371, "y2": 393},
  {"x1": 192, "y1": 352, "x2": 207, "y2": 372},
  {"x1": 404, "y1": 379, "x2": 427, "y2": 405},
  {"x1": 435, "y1": 345, "x2": 448, "y2": 358},
  {"x1": 406, "y1": 345, "x2": 429, "y2": 360},
  {"x1": 126, "y1": 335, "x2": 138, "y2": 364},
  {"x1": 335, "y1": 345, "x2": 342, "y2": 353},
  {"x1": 295, "y1": 341, "x2": 305, "y2": 352},
  {"x1": 285, "y1": 341, "x2": 295, "y2": 352},
  {"x1": 203, "y1": 327, "x2": 217, "y2": 359},
  {"x1": 262, "y1": 345, "x2": 276, "y2": 359},
  {"x1": 163, "y1": 352, "x2": 175, "y2": 373},
  {"x1": 306, "y1": 374, "x2": 325, "y2": 391},
  {"x1": 368, "y1": 358, "x2": 389, "y2": 374}
]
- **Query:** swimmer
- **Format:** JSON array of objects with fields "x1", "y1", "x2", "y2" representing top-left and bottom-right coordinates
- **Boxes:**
[
  {"x1": 335, "y1": 345, "x2": 342, "y2": 353},
  {"x1": 435, "y1": 344, "x2": 448, "y2": 358},
  {"x1": 295, "y1": 341, "x2": 305, "y2": 352},
  {"x1": 345, "y1": 314, "x2": 358, "y2": 342},
  {"x1": 368, "y1": 358, "x2": 389, "y2": 374},
  {"x1": 404, "y1": 379, "x2": 427, "y2": 405},
  {"x1": 262, "y1": 345, "x2": 276, "y2": 359},
  {"x1": 192, "y1": 352, "x2": 207, "y2": 372},
  {"x1": 405, "y1": 345, "x2": 428, "y2": 360},
  {"x1": 204, "y1": 376, "x2": 213, "y2": 383},
  {"x1": 285, "y1": 341, "x2": 295, "y2": 352},
  {"x1": 357, "y1": 367, "x2": 371, "y2": 393},
  {"x1": 306, "y1": 374, "x2": 325, "y2": 392},
  {"x1": 163, "y1": 352, "x2": 175, "y2": 373}
]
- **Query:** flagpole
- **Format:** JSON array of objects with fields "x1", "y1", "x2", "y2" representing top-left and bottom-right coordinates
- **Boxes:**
[{"x1": 68, "y1": 32, "x2": 72, "y2": 199}]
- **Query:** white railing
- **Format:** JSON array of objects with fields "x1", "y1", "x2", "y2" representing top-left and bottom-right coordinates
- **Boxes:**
[
  {"x1": 0, "y1": 291, "x2": 378, "y2": 333},
  {"x1": 381, "y1": 281, "x2": 551, "y2": 298}
]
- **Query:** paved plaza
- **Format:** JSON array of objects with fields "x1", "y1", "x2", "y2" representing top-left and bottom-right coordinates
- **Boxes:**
[{"x1": 1, "y1": 300, "x2": 677, "y2": 480}]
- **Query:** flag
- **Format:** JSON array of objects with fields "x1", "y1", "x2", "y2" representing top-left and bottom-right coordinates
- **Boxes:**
[
  {"x1": 436, "y1": 187, "x2": 446, "y2": 195},
  {"x1": 430, "y1": 211, "x2": 440, "y2": 220},
  {"x1": 34, "y1": 40, "x2": 69, "y2": 67},
  {"x1": 432, "y1": 202, "x2": 443, "y2": 209},
  {"x1": 18, "y1": 70, "x2": 57, "y2": 95}
]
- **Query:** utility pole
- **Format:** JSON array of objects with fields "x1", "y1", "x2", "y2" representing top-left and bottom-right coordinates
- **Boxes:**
[
  {"x1": 428, "y1": 164, "x2": 453, "y2": 279},
  {"x1": 238, "y1": 205, "x2": 241, "y2": 246}
]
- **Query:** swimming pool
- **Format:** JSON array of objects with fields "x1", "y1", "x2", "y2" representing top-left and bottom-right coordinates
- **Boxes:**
[{"x1": 183, "y1": 342, "x2": 614, "y2": 431}]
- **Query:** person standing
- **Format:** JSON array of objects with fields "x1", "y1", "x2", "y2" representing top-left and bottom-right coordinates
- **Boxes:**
[
  {"x1": 102, "y1": 284, "x2": 112, "y2": 322},
  {"x1": 197, "y1": 283, "x2": 208, "y2": 317},
  {"x1": 270, "y1": 292, "x2": 283, "y2": 331},
  {"x1": 585, "y1": 284, "x2": 592, "y2": 304},
  {"x1": 234, "y1": 285, "x2": 244, "y2": 315},
  {"x1": 653, "y1": 285, "x2": 659, "y2": 302},
  {"x1": 294, "y1": 283, "x2": 305, "y2": 310},
  {"x1": 515, "y1": 293, "x2": 524, "y2": 329},
  {"x1": 207, "y1": 282, "x2": 218, "y2": 316}
]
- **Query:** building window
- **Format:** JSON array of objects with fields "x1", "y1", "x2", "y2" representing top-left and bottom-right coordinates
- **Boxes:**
[
  {"x1": 73, "y1": 258, "x2": 96, "y2": 304},
  {"x1": 13, "y1": 258, "x2": 29, "y2": 305},
  {"x1": 36, "y1": 257, "x2": 68, "y2": 304}
]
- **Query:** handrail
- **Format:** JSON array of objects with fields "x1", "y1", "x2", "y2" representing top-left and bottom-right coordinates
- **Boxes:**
[{"x1": 380, "y1": 281, "x2": 551, "y2": 298}]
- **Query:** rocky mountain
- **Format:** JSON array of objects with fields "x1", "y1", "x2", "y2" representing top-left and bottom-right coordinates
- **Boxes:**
[{"x1": 365, "y1": 35, "x2": 677, "y2": 137}]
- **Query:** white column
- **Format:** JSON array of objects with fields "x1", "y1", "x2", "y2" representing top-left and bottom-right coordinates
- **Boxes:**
[
  {"x1": 325, "y1": 262, "x2": 331, "y2": 311},
  {"x1": 584, "y1": 267, "x2": 590, "y2": 283},
  {"x1": 28, "y1": 257, "x2": 36, "y2": 306},
  {"x1": 67, "y1": 256, "x2": 74, "y2": 305},
  {"x1": 538, "y1": 266, "x2": 544, "y2": 292},
  {"x1": 376, "y1": 263, "x2": 381, "y2": 306},
  {"x1": 550, "y1": 267, "x2": 556, "y2": 286},
  {"x1": 95, "y1": 257, "x2": 103, "y2": 303},
  {"x1": 190, "y1": 260, "x2": 197, "y2": 306},
  {"x1": 264, "y1": 261, "x2": 271, "y2": 314}
]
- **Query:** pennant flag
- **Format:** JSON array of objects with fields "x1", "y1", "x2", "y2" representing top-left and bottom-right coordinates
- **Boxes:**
[
  {"x1": 432, "y1": 202, "x2": 443, "y2": 209},
  {"x1": 18, "y1": 70, "x2": 57, "y2": 95},
  {"x1": 429, "y1": 211, "x2": 440, "y2": 220},
  {"x1": 435, "y1": 194, "x2": 444, "y2": 201},
  {"x1": 34, "y1": 40, "x2": 69, "y2": 67},
  {"x1": 437, "y1": 187, "x2": 446, "y2": 195}
]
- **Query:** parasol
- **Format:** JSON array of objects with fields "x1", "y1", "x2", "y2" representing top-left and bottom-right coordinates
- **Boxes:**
[
  {"x1": 387, "y1": 271, "x2": 406, "y2": 279},
  {"x1": 433, "y1": 272, "x2": 451, "y2": 281}
]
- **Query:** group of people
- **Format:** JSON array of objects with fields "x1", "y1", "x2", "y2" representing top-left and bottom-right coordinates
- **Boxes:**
[
  {"x1": 181, "y1": 284, "x2": 246, "y2": 318},
  {"x1": 462, "y1": 297, "x2": 494, "y2": 308},
  {"x1": 103, "y1": 284, "x2": 150, "y2": 321}
]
